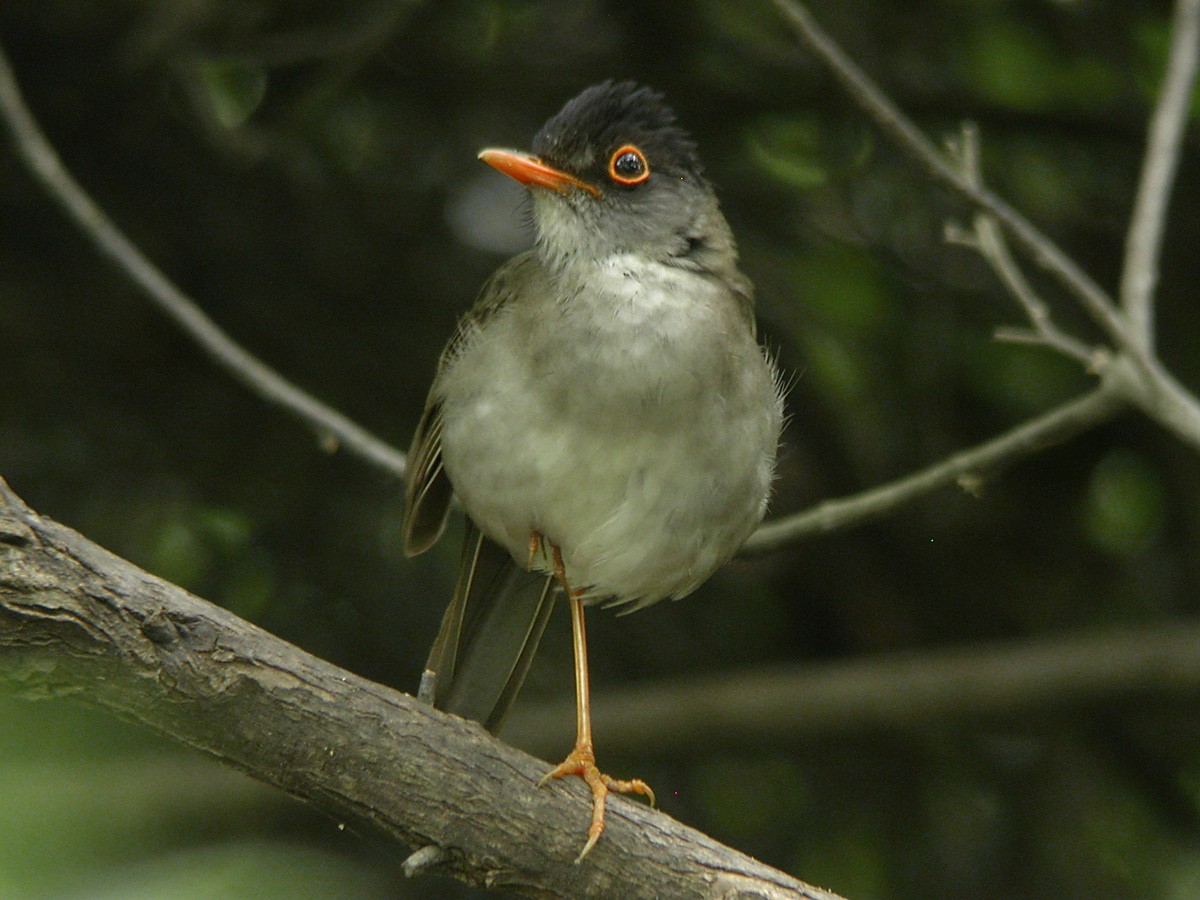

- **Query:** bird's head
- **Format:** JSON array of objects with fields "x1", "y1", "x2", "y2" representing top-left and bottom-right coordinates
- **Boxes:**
[{"x1": 479, "y1": 81, "x2": 737, "y2": 272}]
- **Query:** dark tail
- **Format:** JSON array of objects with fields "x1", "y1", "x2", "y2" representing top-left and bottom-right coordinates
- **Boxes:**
[{"x1": 420, "y1": 519, "x2": 557, "y2": 733}]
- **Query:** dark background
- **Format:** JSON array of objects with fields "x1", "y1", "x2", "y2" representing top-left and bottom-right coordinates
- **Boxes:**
[{"x1": 2, "y1": 1, "x2": 1199, "y2": 897}]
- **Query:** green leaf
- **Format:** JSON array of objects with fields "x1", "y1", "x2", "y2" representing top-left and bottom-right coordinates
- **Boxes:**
[
  {"x1": 196, "y1": 58, "x2": 267, "y2": 129},
  {"x1": 965, "y1": 19, "x2": 1122, "y2": 113},
  {"x1": 1082, "y1": 450, "x2": 1165, "y2": 556},
  {"x1": 748, "y1": 115, "x2": 830, "y2": 189}
]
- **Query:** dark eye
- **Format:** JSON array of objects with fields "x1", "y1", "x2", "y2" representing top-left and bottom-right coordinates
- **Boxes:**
[{"x1": 607, "y1": 144, "x2": 650, "y2": 186}]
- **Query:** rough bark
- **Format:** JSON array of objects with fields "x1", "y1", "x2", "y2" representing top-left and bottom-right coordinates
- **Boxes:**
[{"x1": 0, "y1": 477, "x2": 841, "y2": 900}]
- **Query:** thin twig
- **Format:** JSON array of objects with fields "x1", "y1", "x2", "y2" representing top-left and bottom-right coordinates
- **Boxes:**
[
  {"x1": 976, "y1": 214, "x2": 1098, "y2": 366},
  {"x1": 989, "y1": 327, "x2": 1100, "y2": 371},
  {"x1": 0, "y1": 44, "x2": 408, "y2": 481},
  {"x1": 1120, "y1": 0, "x2": 1200, "y2": 352},
  {"x1": 945, "y1": 123, "x2": 1098, "y2": 367},
  {"x1": 768, "y1": 0, "x2": 1144, "y2": 368},
  {"x1": 741, "y1": 387, "x2": 1126, "y2": 556}
]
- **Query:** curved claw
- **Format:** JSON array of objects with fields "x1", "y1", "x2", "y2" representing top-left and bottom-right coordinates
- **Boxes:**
[{"x1": 540, "y1": 744, "x2": 654, "y2": 861}]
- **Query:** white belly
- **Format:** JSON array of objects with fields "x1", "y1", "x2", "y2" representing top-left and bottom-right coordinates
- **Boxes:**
[{"x1": 437, "y1": 256, "x2": 782, "y2": 609}]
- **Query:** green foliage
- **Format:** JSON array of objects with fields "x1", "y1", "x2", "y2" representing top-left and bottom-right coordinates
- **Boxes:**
[
  {"x1": 968, "y1": 340, "x2": 1088, "y2": 416},
  {"x1": 959, "y1": 10, "x2": 1129, "y2": 115},
  {"x1": 1134, "y1": 13, "x2": 1200, "y2": 118},
  {"x1": 791, "y1": 825, "x2": 889, "y2": 900},
  {"x1": 750, "y1": 114, "x2": 832, "y2": 189},
  {"x1": 0, "y1": 697, "x2": 387, "y2": 899},
  {"x1": 692, "y1": 753, "x2": 810, "y2": 838},
  {"x1": 1083, "y1": 449, "x2": 1166, "y2": 557},
  {"x1": 195, "y1": 57, "x2": 268, "y2": 129}
]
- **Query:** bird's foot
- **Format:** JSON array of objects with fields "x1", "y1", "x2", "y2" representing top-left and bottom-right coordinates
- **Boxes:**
[{"x1": 539, "y1": 741, "x2": 655, "y2": 861}]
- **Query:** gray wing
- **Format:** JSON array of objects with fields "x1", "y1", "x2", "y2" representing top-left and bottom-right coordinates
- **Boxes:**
[
  {"x1": 402, "y1": 250, "x2": 541, "y2": 557},
  {"x1": 405, "y1": 251, "x2": 557, "y2": 732},
  {"x1": 402, "y1": 395, "x2": 452, "y2": 557}
]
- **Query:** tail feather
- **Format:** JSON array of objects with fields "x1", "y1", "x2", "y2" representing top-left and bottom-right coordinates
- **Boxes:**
[{"x1": 423, "y1": 519, "x2": 557, "y2": 733}]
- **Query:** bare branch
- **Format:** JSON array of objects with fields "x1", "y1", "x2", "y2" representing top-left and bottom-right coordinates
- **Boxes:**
[
  {"x1": 769, "y1": 0, "x2": 1200, "y2": 460},
  {"x1": 944, "y1": 124, "x2": 1099, "y2": 367},
  {"x1": 0, "y1": 478, "x2": 838, "y2": 900},
  {"x1": 767, "y1": 0, "x2": 1142, "y2": 366},
  {"x1": 1120, "y1": 0, "x2": 1200, "y2": 351},
  {"x1": 741, "y1": 387, "x2": 1126, "y2": 556},
  {"x1": 1121, "y1": 355, "x2": 1200, "y2": 451},
  {"x1": 510, "y1": 619, "x2": 1200, "y2": 759},
  {"x1": 944, "y1": 213, "x2": 1095, "y2": 365},
  {"x1": 989, "y1": 327, "x2": 1097, "y2": 368},
  {"x1": 0, "y1": 44, "x2": 408, "y2": 481}
]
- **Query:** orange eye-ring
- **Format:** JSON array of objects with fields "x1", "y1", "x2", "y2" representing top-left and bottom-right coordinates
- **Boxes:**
[{"x1": 607, "y1": 144, "x2": 650, "y2": 186}]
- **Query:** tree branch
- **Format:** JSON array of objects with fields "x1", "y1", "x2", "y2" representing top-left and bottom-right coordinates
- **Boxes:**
[
  {"x1": 1120, "y1": 0, "x2": 1200, "y2": 351},
  {"x1": 944, "y1": 123, "x2": 1099, "y2": 367},
  {"x1": 509, "y1": 618, "x2": 1200, "y2": 759},
  {"x1": 741, "y1": 386, "x2": 1126, "y2": 556},
  {"x1": 766, "y1": 0, "x2": 1141, "y2": 366},
  {"x1": 0, "y1": 477, "x2": 839, "y2": 900},
  {"x1": 768, "y1": 0, "x2": 1200, "y2": 454},
  {"x1": 0, "y1": 44, "x2": 408, "y2": 481}
]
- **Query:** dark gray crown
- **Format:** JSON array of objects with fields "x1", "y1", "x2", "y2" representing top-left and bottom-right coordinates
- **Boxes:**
[{"x1": 532, "y1": 81, "x2": 703, "y2": 183}]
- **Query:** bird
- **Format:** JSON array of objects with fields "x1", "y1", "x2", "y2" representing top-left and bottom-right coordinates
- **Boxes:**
[{"x1": 403, "y1": 80, "x2": 783, "y2": 860}]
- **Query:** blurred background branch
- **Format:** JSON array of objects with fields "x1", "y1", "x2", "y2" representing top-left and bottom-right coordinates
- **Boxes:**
[
  {"x1": 0, "y1": 44, "x2": 409, "y2": 480},
  {"x1": 511, "y1": 619, "x2": 1200, "y2": 759}
]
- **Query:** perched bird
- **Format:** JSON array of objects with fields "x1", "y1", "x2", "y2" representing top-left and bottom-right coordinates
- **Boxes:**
[{"x1": 404, "y1": 81, "x2": 783, "y2": 860}]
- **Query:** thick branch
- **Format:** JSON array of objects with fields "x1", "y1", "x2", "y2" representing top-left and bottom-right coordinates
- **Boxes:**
[
  {"x1": 742, "y1": 386, "x2": 1126, "y2": 556},
  {"x1": 0, "y1": 478, "x2": 838, "y2": 900},
  {"x1": 0, "y1": 45, "x2": 407, "y2": 480},
  {"x1": 1120, "y1": 0, "x2": 1200, "y2": 350},
  {"x1": 510, "y1": 618, "x2": 1200, "y2": 760}
]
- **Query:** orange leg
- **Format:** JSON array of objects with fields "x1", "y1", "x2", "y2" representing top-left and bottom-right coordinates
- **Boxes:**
[
  {"x1": 537, "y1": 537, "x2": 655, "y2": 861},
  {"x1": 527, "y1": 530, "x2": 544, "y2": 570}
]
